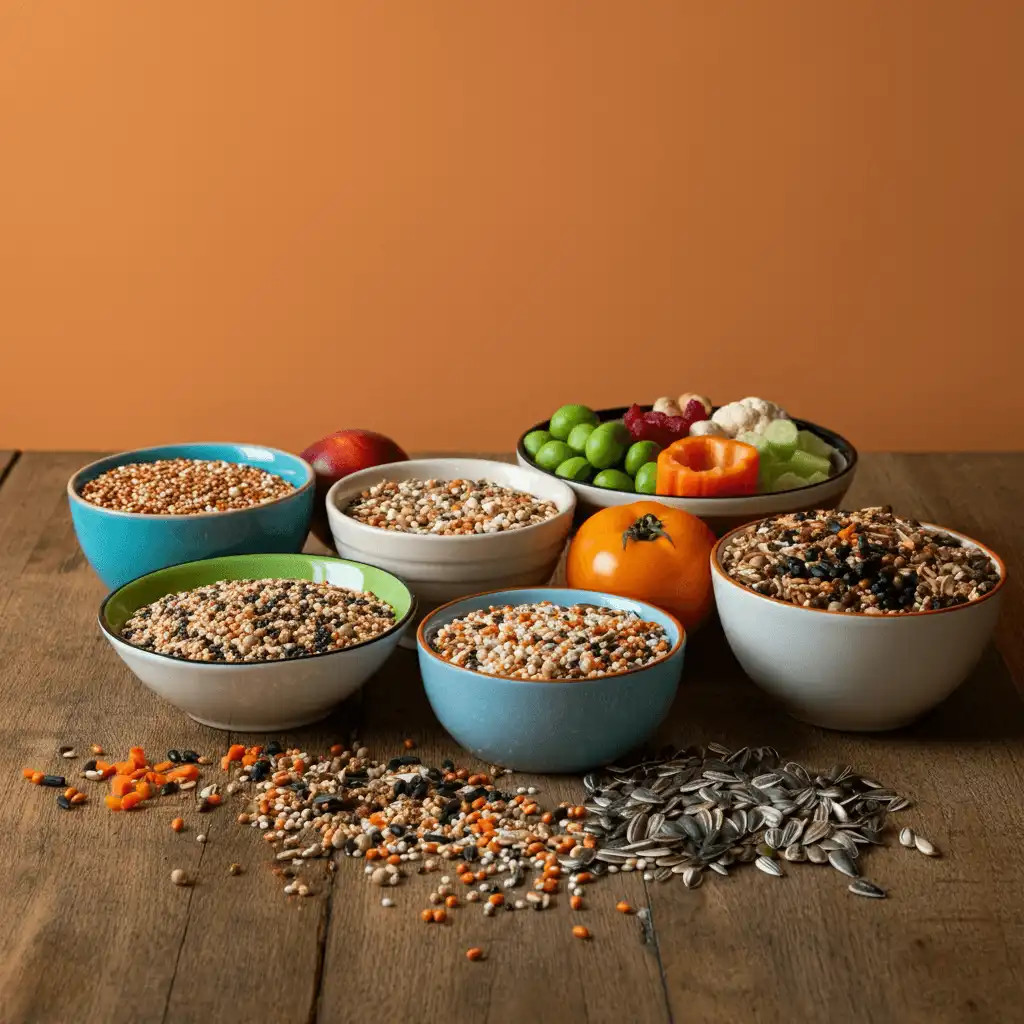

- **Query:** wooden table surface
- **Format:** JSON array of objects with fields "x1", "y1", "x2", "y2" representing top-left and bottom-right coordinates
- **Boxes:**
[{"x1": 1, "y1": 451, "x2": 1022, "y2": 1024}]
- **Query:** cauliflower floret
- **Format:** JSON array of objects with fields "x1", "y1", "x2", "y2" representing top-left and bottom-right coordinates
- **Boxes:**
[
  {"x1": 710, "y1": 397, "x2": 789, "y2": 438},
  {"x1": 689, "y1": 419, "x2": 729, "y2": 438}
]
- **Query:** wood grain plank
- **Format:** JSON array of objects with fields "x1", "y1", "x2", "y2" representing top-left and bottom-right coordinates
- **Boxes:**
[
  {"x1": 648, "y1": 453, "x2": 1024, "y2": 1024},
  {"x1": 1, "y1": 452, "x2": 1022, "y2": 1024}
]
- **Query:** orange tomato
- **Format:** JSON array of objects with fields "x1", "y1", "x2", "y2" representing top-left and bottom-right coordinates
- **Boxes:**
[{"x1": 565, "y1": 501, "x2": 716, "y2": 632}]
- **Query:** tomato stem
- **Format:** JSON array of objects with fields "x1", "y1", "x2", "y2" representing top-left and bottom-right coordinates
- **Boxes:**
[{"x1": 622, "y1": 513, "x2": 674, "y2": 549}]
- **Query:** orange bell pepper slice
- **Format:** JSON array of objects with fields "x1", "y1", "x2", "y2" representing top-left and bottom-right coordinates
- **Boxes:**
[{"x1": 656, "y1": 436, "x2": 760, "y2": 498}]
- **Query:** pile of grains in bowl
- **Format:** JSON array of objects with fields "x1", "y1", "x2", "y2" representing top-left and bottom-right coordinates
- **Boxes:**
[
  {"x1": 120, "y1": 579, "x2": 396, "y2": 661},
  {"x1": 79, "y1": 458, "x2": 295, "y2": 514},
  {"x1": 429, "y1": 601, "x2": 672, "y2": 679},
  {"x1": 343, "y1": 479, "x2": 559, "y2": 536},
  {"x1": 720, "y1": 506, "x2": 1001, "y2": 614}
]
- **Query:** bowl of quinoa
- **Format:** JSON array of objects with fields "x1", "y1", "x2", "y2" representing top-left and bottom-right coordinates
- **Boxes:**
[
  {"x1": 100, "y1": 552, "x2": 415, "y2": 730},
  {"x1": 326, "y1": 459, "x2": 576, "y2": 646},
  {"x1": 711, "y1": 507, "x2": 1007, "y2": 731},
  {"x1": 415, "y1": 588, "x2": 685, "y2": 772},
  {"x1": 69, "y1": 443, "x2": 315, "y2": 589}
]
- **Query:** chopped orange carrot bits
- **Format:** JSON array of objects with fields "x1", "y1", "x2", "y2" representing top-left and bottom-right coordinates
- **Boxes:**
[
  {"x1": 152, "y1": 761, "x2": 174, "y2": 773},
  {"x1": 121, "y1": 792, "x2": 143, "y2": 810},
  {"x1": 167, "y1": 765, "x2": 199, "y2": 781},
  {"x1": 104, "y1": 795, "x2": 123, "y2": 811},
  {"x1": 21, "y1": 768, "x2": 35, "y2": 779},
  {"x1": 129, "y1": 747, "x2": 147, "y2": 768},
  {"x1": 171, "y1": 817, "x2": 185, "y2": 832},
  {"x1": 111, "y1": 777, "x2": 136, "y2": 798},
  {"x1": 114, "y1": 761, "x2": 137, "y2": 776},
  {"x1": 135, "y1": 782, "x2": 153, "y2": 800}
]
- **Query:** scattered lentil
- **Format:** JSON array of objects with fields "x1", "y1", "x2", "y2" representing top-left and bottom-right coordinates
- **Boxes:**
[
  {"x1": 79, "y1": 458, "x2": 295, "y2": 515},
  {"x1": 121, "y1": 579, "x2": 396, "y2": 662},
  {"x1": 170, "y1": 869, "x2": 189, "y2": 886},
  {"x1": 344, "y1": 478, "x2": 558, "y2": 535}
]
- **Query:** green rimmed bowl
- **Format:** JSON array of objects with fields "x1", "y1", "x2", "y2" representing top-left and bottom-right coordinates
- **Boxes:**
[{"x1": 99, "y1": 553, "x2": 416, "y2": 731}]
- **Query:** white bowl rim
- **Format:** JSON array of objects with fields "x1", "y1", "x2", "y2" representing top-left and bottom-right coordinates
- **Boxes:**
[
  {"x1": 416, "y1": 585, "x2": 686, "y2": 687},
  {"x1": 68, "y1": 442, "x2": 315, "y2": 522},
  {"x1": 98, "y1": 553, "x2": 417, "y2": 667},
  {"x1": 325, "y1": 457, "x2": 577, "y2": 545},
  {"x1": 516, "y1": 408, "x2": 858, "y2": 506},
  {"x1": 711, "y1": 517, "x2": 1008, "y2": 619}
]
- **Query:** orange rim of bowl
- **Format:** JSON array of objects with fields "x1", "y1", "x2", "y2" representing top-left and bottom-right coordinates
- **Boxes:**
[
  {"x1": 415, "y1": 586, "x2": 686, "y2": 684},
  {"x1": 67, "y1": 443, "x2": 315, "y2": 522},
  {"x1": 710, "y1": 516, "x2": 1008, "y2": 618}
]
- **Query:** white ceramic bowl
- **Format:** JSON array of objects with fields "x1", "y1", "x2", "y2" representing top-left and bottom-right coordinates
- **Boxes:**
[
  {"x1": 325, "y1": 459, "x2": 576, "y2": 645},
  {"x1": 711, "y1": 522, "x2": 1007, "y2": 731},
  {"x1": 99, "y1": 553, "x2": 416, "y2": 731},
  {"x1": 516, "y1": 408, "x2": 858, "y2": 536}
]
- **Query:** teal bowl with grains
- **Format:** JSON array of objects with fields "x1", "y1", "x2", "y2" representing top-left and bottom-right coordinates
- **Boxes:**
[
  {"x1": 416, "y1": 587, "x2": 686, "y2": 773},
  {"x1": 68, "y1": 442, "x2": 315, "y2": 590}
]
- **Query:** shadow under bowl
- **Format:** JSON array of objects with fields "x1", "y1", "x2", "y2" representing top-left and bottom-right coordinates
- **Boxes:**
[
  {"x1": 416, "y1": 587, "x2": 686, "y2": 772},
  {"x1": 99, "y1": 553, "x2": 416, "y2": 731}
]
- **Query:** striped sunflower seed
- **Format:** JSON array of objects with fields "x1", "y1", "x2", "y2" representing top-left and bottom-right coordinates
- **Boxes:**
[
  {"x1": 755, "y1": 856, "x2": 783, "y2": 877},
  {"x1": 848, "y1": 879, "x2": 886, "y2": 899}
]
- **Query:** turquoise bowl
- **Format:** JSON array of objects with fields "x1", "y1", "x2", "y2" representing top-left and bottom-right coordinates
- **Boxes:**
[
  {"x1": 416, "y1": 587, "x2": 686, "y2": 773},
  {"x1": 100, "y1": 553, "x2": 415, "y2": 730},
  {"x1": 68, "y1": 443, "x2": 315, "y2": 590}
]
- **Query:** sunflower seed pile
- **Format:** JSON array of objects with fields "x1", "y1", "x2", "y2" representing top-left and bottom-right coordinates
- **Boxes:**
[{"x1": 584, "y1": 742, "x2": 939, "y2": 899}]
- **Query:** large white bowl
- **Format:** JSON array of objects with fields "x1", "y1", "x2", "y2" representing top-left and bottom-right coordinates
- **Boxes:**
[
  {"x1": 326, "y1": 459, "x2": 576, "y2": 645},
  {"x1": 711, "y1": 522, "x2": 1007, "y2": 731},
  {"x1": 99, "y1": 553, "x2": 416, "y2": 731},
  {"x1": 516, "y1": 408, "x2": 858, "y2": 536}
]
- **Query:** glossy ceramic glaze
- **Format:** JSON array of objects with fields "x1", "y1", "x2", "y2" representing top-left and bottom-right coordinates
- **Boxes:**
[
  {"x1": 100, "y1": 553, "x2": 415, "y2": 730},
  {"x1": 516, "y1": 408, "x2": 858, "y2": 536},
  {"x1": 711, "y1": 523, "x2": 1007, "y2": 731},
  {"x1": 69, "y1": 443, "x2": 315, "y2": 589},
  {"x1": 416, "y1": 587, "x2": 686, "y2": 772},
  {"x1": 325, "y1": 459, "x2": 576, "y2": 648}
]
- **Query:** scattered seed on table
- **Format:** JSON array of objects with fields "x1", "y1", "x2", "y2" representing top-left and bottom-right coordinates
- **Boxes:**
[
  {"x1": 572, "y1": 925, "x2": 591, "y2": 940},
  {"x1": 90, "y1": 744, "x2": 103, "y2": 755},
  {"x1": 616, "y1": 901, "x2": 634, "y2": 914},
  {"x1": 228, "y1": 863, "x2": 243, "y2": 876},
  {"x1": 849, "y1": 880, "x2": 887, "y2": 899},
  {"x1": 171, "y1": 818, "x2": 185, "y2": 832},
  {"x1": 60, "y1": 747, "x2": 76, "y2": 759},
  {"x1": 755, "y1": 856, "x2": 783, "y2": 877},
  {"x1": 56, "y1": 794, "x2": 72, "y2": 810},
  {"x1": 196, "y1": 834, "x2": 207, "y2": 844},
  {"x1": 899, "y1": 827, "x2": 916, "y2": 848},
  {"x1": 170, "y1": 869, "x2": 189, "y2": 886},
  {"x1": 79, "y1": 458, "x2": 295, "y2": 514},
  {"x1": 914, "y1": 835, "x2": 940, "y2": 857},
  {"x1": 41, "y1": 775, "x2": 65, "y2": 787},
  {"x1": 466, "y1": 947, "x2": 485, "y2": 962}
]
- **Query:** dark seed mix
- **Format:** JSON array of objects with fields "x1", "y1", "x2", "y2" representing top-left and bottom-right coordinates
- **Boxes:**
[
  {"x1": 79, "y1": 458, "x2": 295, "y2": 514},
  {"x1": 720, "y1": 506, "x2": 1001, "y2": 613},
  {"x1": 430, "y1": 602, "x2": 672, "y2": 679},
  {"x1": 120, "y1": 579, "x2": 396, "y2": 662},
  {"x1": 343, "y1": 478, "x2": 559, "y2": 535}
]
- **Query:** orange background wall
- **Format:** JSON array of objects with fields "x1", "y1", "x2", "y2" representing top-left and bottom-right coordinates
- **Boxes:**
[{"x1": 1, "y1": 2, "x2": 1021, "y2": 455}]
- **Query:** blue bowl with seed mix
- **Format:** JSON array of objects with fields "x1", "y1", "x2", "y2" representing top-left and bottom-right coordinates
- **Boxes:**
[
  {"x1": 68, "y1": 443, "x2": 315, "y2": 590},
  {"x1": 416, "y1": 587, "x2": 686, "y2": 773}
]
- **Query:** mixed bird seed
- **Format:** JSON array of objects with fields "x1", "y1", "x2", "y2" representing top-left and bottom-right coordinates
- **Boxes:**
[
  {"x1": 721, "y1": 506, "x2": 1001, "y2": 613},
  {"x1": 120, "y1": 579, "x2": 396, "y2": 661},
  {"x1": 343, "y1": 478, "x2": 559, "y2": 535},
  {"x1": 79, "y1": 458, "x2": 295, "y2": 514},
  {"x1": 429, "y1": 602, "x2": 672, "y2": 679}
]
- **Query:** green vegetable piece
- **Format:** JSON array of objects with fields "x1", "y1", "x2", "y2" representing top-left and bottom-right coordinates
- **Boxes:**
[
  {"x1": 737, "y1": 430, "x2": 770, "y2": 453},
  {"x1": 523, "y1": 430, "x2": 553, "y2": 458},
  {"x1": 634, "y1": 462, "x2": 659, "y2": 494},
  {"x1": 796, "y1": 429, "x2": 836, "y2": 461},
  {"x1": 770, "y1": 471, "x2": 809, "y2": 493},
  {"x1": 566, "y1": 422, "x2": 597, "y2": 454},
  {"x1": 592, "y1": 468, "x2": 635, "y2": 492},
  {"x1": 555, "y1": 456, "x2": 593, "y2": 482},
  {"x1": 788, "y1": 449, "x2": 832, "y2": 479},
  {"x1": 534, "y1": 440, "x2": 575, "y2": 471},
  {"x1": 625, "y1": 440, "x2": 661, "y2": 477},
  {"x1": 764, "y1": 418, "x2": 798, "y2": 457},
  {"x1": 549, "y1": 404, "x2": 600, "y2": 441},
  {"x1": 585, "y1": 421, "x2": 630, "y2": 470},
  {"x1": 805, "y1": 471, "x2": 829, "y2": 485}
]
